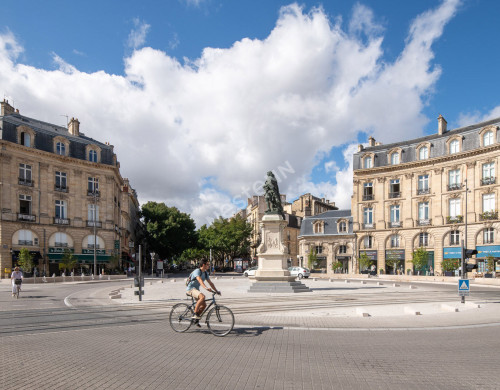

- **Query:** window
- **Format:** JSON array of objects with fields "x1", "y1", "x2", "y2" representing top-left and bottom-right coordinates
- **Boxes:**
[
  {"x1": 363, "y1": 236, "x2": 373, "y2": 248},
  {"x1": 483, "y1": 130, "x2": 494, "y2": 147},
  {"x1": 390, "y1": 234, "x2": 400, "y2": 248},
  {"x1": 390, "y1": 205, "x2": 400, "y2": 223},
  {"x1": 314, "y1": 223, "x2": 323, "y2": 234},
  {"x1": 363, "y1": 182, "x2": 373, "y2": 200},
  {"x1": 449, "y1": 198, "x2": 461, "y2": 218},
  {"x1": 482, "y1": 162, "x2": 495, "y2": 180},
  {"x1": 88, "y1": 204, "x2": 99, "y2": 221},
  {"x1": 55, "y1": 171, "x2": 67, "y2": 190},
  {"x1": 418, "y1": 175, "x2": 429, "y2": 194},
  {"x1": 419, "y1": 146, "x2": 428, "y2": 160},
  {"x1": 18, "y1": 229, "x2": 33, "y2": 245},
  {"x1": 484, "y1": 228, "x2": 494, "y2": 244},
  {"x1": 55, "y1": 232, "x2": 68, "y2": 247},
  {"x1": 89, "y1": 150, "x2": 98, "y2": 162},
  {"x1": 391, "y1": 152, "x2": 399, "y2": 165},
  {"x1": 448, "y1": 169, "x2": 461, "y2": 190},
  {"x1": 418, "y1": 202, "x2": 429, "y2": 220},
  {"x1": 419, "y1": 232, "x2": 429, "y2": 247},
  {"x1": 19, "y1": 194, "x2": 32, "y2": 214},
  {"x1": 483, "y1": 193, "x2": 495, "y2": 213},
  {"x1": 19, "y1": 163, "x2": 32, "y2": 184},
  {"x1": 339, "y1": 221, "x2": 347, "y2": 232},
  {"x1": 450, "y1": 230, "x2": 460, "y2": 246},
  {"x1": 87, "y1": 235, "x2": 100, "y2": 249},
  {"x1": 56, "y1": 142, "x2": 65, "y2": 155},
  {"x1": 450, "y1": 139, "x2": 460, "y2": 154},
  {"x1": 315, "y1": 246, "x2": 323, "y2": 254},
  {"x1": 88, "y1": 177, "x2": 99, "y2": 194},
  {"x1": 20, "y1": 132, "x2": 31, "y2": 147},
  {"x1": 338, "y1": 245, "x2": 347, "y2": 254},
  {"x1": 364, "y1": 156, "x2": 372, "y2": 169},
  {"x1": 363, "y1": 207, "x2": 373, "y2": 225},
  {"x1": 389, "y1": 179, "x2": 400, "y2": 198},
  {"x1": 55, "y1": 200, "x2": 67, "y2": 219}
]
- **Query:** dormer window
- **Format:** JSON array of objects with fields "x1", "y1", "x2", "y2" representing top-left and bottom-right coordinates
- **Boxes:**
[
  {"x1": 449, "y1": 139, "x2": 460, "y2": 154},
  {"x1": 56, "y1": 142, "x2": 65, "y2": 155},
  {"x1": 313, "y1": 221, "x2": 324, "y2": 234},
  {"x1": 390, "y1": 152, "x2": 399, "y2": 165},
  {"x1": 483, "y1": 130, "x2": 494, "y2": 147},
  {"x1": 419, "y1": 146, "x2": 428, "y2": 160},
  {"x1": 21, "y1": 132, "x2": 31, "y2": 147},
  {"x1": 17, "y1": 126, "x2": 35, "y2": 147},
  {"x1": 338, "y1": 221, "x2": 347, "y2": 232},
  {"x1": 364, "y1": 156, "x2": 372, "y2": 169},
  {"x1": 89, "y1": 150, "x2": 97, "y2": 162}
]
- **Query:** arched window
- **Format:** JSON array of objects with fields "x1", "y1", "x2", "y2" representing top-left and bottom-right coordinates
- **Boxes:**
[
  {"x1": 450, "y1": 230, "x2": 460, "y2": 246},
  {"x1": 364, "y1": 156, "x2": 372, "y2": 169},
  {"x1": 450, "y1": 139, "x2": 460, "y2": 154},
  {"x1": 419, "y1": 146, "x2": 428, "y2": 160},
  {"x1": 391, "y1": 153, "x2": 399, "y2": 165},
  {"x1": 483, "y1": 130, "x2": 494, "y2": 147},
  {"x1": 390, "y1": 234, "x2": 400, "y2": 248},
  {"x1": 339, "y1": 221, "x2": 347, "y2": 232},
  {"x1": 21, "y1": 132, "x2": 31, "y2": 147}
]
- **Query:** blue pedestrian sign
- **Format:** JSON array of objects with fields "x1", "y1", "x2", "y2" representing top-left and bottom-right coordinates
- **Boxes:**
[{"x1": 458, "y1": 279, "x2": 470, "y2": 296}]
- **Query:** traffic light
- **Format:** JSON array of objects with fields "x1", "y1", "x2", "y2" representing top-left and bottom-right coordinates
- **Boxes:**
[
  {"x1": 463, "y1": 249, "x2": 478, "y2": 258},
  {"x1": 465, "y1": 262, "x2": 478, "y2": 272}
]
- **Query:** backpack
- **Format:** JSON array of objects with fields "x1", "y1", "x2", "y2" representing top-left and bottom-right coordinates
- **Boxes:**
[{"x1": 185, "y1": 269, "x2": 208, "y2": 287}]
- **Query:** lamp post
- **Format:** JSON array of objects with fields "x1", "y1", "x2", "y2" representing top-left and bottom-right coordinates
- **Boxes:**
[{"x1": 92, "y1": 189, "x2": 99, "y2": 277}]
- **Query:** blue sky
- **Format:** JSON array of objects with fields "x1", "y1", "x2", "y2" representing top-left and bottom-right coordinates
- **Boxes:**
[{"x1": 1, "y1": 0, "x2": 499, "y2": 226}]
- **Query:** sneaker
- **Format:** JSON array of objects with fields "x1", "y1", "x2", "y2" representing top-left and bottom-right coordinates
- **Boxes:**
[{"x1": 191, "y1": 314, "x2": 201, "y2": 320}]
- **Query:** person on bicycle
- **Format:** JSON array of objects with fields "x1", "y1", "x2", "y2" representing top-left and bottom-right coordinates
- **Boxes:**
[
  {"x1": 186, "y1": 259, "x2": 219, "y2": 320},
  {"x1": 11, "y1": 266, "x2": 23, "y2": 297}
]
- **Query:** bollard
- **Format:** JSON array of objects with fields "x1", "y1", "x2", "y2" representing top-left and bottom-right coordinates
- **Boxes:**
[{"x1": 108, "y1": 275, "x2": 111, "y2": 281}]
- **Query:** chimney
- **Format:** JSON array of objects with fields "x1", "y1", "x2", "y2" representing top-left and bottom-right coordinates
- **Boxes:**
[
  {"x1": 368, "y1": 136, "x2": 375, "y2": 147},
  {"x1": 68, "y1": 117, "x2": 80, "y2": 136},
  {"x1": 358, "y1": 144, "x2": 364, "y2": 152},
  {"x1": 1, "y1": 99, "x2": 15, "y2": 116},
  {"x1": 438, "y1": 114, "x2": 447, "y2": 135}
]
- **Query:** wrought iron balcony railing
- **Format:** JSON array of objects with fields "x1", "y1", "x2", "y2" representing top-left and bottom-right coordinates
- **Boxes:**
[
  {"x1": 447, "y1": 183, "x2": 462, "y2": 191},
  {"x1": 481, "y1": 177, "x2": 496, "y2": 186},
  {"x1": 362, "y1": 223, "x2": 375, "y2": 229},
  {"x1": 54, "y1": 217, "x2": 70, "y2": 225},
  {"x1": 17, "y1": 213, "x2": 36, "y2": 222},
  {"x1": 389, "y1": 192, "x2": 401, "y2": 198},
  {"x1": 446, "y1": 215, "x2": 463, "y2": 224},
  {"x1": 18, "y1": 178, "x2": 34, "y2": 186},
  {"x1": 86, "y1": 220, "x2": 102, "y2": 228},
  {"x1": 417, "y1": 218, "x2": 431, "y2": 226},
  {"x1": 417, "y1": 188, "x2": 430, "y2": 195},
  {"x1": 55, "y1": 185, "x2": 68, "y2": 192},
  {"x1": 390, "y1": 221, "x2": 401, "y2": 228},
  {"x1": 362, "y1": 194, "x2": 374, "y2": 201},
  {"x1": 479, "y1": 211, "x2": 498, "y2": 221}
]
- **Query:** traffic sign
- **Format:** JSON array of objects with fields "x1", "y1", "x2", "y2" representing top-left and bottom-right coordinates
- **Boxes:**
[{"x1": 458, "y1": 279, "x2": 470, "y2": 296}]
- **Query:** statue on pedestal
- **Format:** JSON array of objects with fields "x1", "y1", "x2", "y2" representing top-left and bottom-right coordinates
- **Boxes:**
[{"x1": 263, "y1": 171, "x2": 285, "y2": 219}]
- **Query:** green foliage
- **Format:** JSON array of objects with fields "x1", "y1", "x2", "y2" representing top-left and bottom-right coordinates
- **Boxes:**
[
  {"x1": 141, "y1": 201, "x2": 198, "y2": 260},
  {"x1": 17, "y1": 248, "x2": 34, "y2": 273},
  {"x1": 307, "y1": 247, "x2": 317, "y2": 269},
  {"x1": 385, "y1": 257, "x2": 400, "y2": 273},
  {"x1": 198, "y1": 215, "x2": 252, "y2": 268},
  {"x1": 358, "y1": 252, "x2": 372, "y2": 271},
  {"x1": 59, "y1": 249, "x2": 78, "y2": 273},
  {"x1": 485, "y1": 254, "x2": 495, "y2": 274},
  {"x1": 441, "y1": 258, "x2": 460, "y2": 272},
  {"x1": 105, "y1": 253, "x2": 121, "y2": 273},
  {"x1": 412, "y1": 247, "x2": 429, "y2": 271},
  {"x1": 331, "y1": 261, "x2": 343, "y2": 272},
  {"x1": 179, "y1": 248, "x2": 208, "y2": 265}
]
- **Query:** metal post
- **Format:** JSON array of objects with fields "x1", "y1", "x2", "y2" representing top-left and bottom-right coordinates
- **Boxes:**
[
  {"x1": 93, "y1": 191, "x2": 97, "y2": 277},
  {"x1": 138, "y1": 245, "x2": 142, "y2": 301}
]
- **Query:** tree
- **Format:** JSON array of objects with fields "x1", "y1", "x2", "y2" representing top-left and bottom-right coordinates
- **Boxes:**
[
  {"x1": 331, "y1": 261, "x2": 343, "y2": 273},
  {"x1": 485, "y1": 254, "x2": 495, "y2": 275},
  {"x1": 307, "y1": 247, "x2": 317, "y2": 269},
  {"x1": 59, "y1": 249, "x2": 77, "y2": 275},
  {"x1": 412, "y1": 247, "x2": 429, "y2": 275},
  {"x1": 17, "y1": 248, "x2": 34, "y2": 274},
  {"x1": 105, "y1": 253, "x2": 121, "y2": 274},
  {"x1": 441, "y1": 258, "x2": 460, "y2": 273},
  {"x1": 141, "y1": 202, "x2": 197, "y2": 261},
  {"x1": 385, "y1": 257, "x2": 400, "y2": 275},
  {"x1": 358, "y1": 252, "x2": 372, "y2": 271},
  {"x1": 179, "y1": 248, "x2": 208, "y2": 266}
]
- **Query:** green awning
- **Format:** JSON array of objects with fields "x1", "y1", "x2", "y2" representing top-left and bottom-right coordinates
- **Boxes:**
[{"x1": 48, "y1": 253, "x2": 111, "y2": 263}]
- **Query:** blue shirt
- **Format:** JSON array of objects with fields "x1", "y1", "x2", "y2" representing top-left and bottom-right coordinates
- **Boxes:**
[{"x1": 186, "y1": 269, "x2": 209, "y2": 291}]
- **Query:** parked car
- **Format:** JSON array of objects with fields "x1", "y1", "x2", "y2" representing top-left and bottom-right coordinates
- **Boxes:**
[
  {"x1": 244, "y1": 266, "x2": 258, "y2": 277},
  {"x1": 288, "y1": 266, "x2": 310, "y2": 279}
]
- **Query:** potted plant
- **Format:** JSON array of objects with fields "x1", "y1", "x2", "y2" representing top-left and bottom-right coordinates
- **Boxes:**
[
  {"x1": 441, "y1": 258, "x2": 459, "y2": 276},
  {"x1": 331, "y1": 261, "x2": 343, "y2": 273},
  {"x1": 485, "y1": 254, "x2": 495, "y2": 278},
  {"x1": 358, "y1": 252, "x2": 372, "y2": 274},
  {"x1": 412, "y1": 247, "x2": 429, "y2": 276},
  {"x1": 17, "y1": 248, "x2": 34, "y2": 276}
]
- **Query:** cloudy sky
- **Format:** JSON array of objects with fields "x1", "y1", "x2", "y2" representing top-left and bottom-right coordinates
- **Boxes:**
[{"x1": 1, "y1": 0, "x2": 500, "y2": 226}]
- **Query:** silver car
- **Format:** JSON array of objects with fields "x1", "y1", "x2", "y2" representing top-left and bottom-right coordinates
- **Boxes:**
[{"x1": 288, "y1": 266, "x2": 310, "y2": 279}]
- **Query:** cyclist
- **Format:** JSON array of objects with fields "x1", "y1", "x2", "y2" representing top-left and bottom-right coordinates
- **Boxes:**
[
  {"x1": 11, "y1": 266, "x2": 23, "y2": 297},
  {"x1": 186, "y1": 259, "x2": 220, "y2": 320}
]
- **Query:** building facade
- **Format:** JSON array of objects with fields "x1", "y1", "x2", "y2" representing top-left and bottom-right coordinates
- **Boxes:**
[
  {"x1": 290, "y1": 193, "x2": 337, "y2": 218},
  {"x1": 0, "y1": 100, "x2": 140, "y2": 277},
  {"x1": 352, "y1": 115, "x2": 500, "y2": 276},
  {"x1": 298, "y1": 210, "x2": 355, "y2": 274}
]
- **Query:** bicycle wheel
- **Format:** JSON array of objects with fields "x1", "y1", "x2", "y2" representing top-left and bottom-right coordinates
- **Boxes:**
[
  {"x1": 207, "y1": 305, "x2": 234, "y2": 337},
  {"x1": 15, "y1": 285, "x2": 20, "y2": 299},
  {"x1": 169, "y1": 303, "x2": 194, "y2": 333}
]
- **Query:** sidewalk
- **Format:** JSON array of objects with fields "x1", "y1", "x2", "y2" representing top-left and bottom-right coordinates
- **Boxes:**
[{"x1": 109, "y1": 275, "x2": 500, "y2": 330}]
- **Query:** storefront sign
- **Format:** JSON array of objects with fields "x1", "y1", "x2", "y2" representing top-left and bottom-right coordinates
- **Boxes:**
[
  {"x1": 360, "y1": 250, "x2": 377, "y2": 261},
  {"x1": 49, "y1": 247, "x2": 74, "y2": 253},
  {"x1": 476, "y1": 245, "x2": 500, "y2": 258},
  {"x1": 82, "y1": 249, "x2": 106, "y2": 255},
  {"x1": 443, "y1": 247, "x2": 461, "y2": 259},
  {"x1": 385, "y1": 249, "x2": 405, "y2": 260}
]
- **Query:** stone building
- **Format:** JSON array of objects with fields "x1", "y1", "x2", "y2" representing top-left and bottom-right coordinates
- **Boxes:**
[
  {"x1": 0, "y1": 100, "x2": 140, "y2": 277},
  {"x1": 298, "y1": 210, "x2": 355, "y2": 274},
  {"x1": 290, "y1": 193, "x2": 337, "y2": 218},
  {"x1": 352, "y1": 115, "x2": 500, "y2": 276}
]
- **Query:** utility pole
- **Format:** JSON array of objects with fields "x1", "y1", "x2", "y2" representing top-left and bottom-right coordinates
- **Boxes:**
[{"x1": 93, "y1": 189, "x2": 99, "y2": 277}]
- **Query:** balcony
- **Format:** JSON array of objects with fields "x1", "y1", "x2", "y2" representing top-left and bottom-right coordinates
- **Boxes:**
[
  {"x1": 390, "y1": 221, "x2": 401, "y2": 228},
  {"x1": 86, "y1": 220, "x2": 102, "y2": 228},
  {"x1": 417, "y1": 188, "x2": 430, "y2": 195},
  {"x1": 417, "y1": 219, "x2": 431, "y2": 226},
  {"x1": 479, "y1": 211, "x2": 498, "y2": 221},
  {"x1": 362, "y1": 223, "x2": 375, "y2": 230},
  {"x1": 446, "y1": 215, "x2": 463, "y2": 224},
  {"x1": 54, "y1": 242, "x2": 68, "y2": 247},
  {"x1": 18, "y1": 240, "x2": 33, "y2": 246},
  {"x1": 54, "y1": 217, "x2": 70, "y2": 225},
  {"x1": 55, "y1": 185, "x2": 68, "y2": 193},
  {"x1": 362, "y1": 194, "x2": 374, "y2": 201},
  {"x1": 17, "y1": 213, "x2": 36, "y2": 222},
  {"x1": 447, "y1": 183, "x2": 462, "y2": 191},
  {"x1": 87, "y1": 190, "x2": 100, "y2": 197},
  {"x1": 18, "y1": 178, "x2": 34, "y2": 187},
  {"x1": 389, "y1": 192, "x2": 401, "y2": 199},
  {"x1": 481, "y1": 177, "x2": 496, "y2": 186}
]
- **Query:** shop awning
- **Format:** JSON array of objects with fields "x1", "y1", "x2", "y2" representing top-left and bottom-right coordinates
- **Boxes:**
[{"x1": 48, "y1": 253, "x2": 111, "y2": 263}]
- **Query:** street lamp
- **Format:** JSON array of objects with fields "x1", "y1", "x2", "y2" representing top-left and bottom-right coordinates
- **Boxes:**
[{"x1": 92, "y1": 189, "x2": 99, "y2": 277}]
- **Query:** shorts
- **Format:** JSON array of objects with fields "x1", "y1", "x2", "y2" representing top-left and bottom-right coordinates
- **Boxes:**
[{"x1": 186, "y1": 288, "x2": 202, "y2": 299}]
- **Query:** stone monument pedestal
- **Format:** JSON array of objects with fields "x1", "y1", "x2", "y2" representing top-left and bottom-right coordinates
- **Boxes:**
[{"x1": 249, "y1": 214, "x2": 310, "y2": 293}]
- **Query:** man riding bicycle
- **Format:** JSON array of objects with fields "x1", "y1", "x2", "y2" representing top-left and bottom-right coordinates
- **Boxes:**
[
  {"x1": 11, "y1": 266, "x2": 23, "y2": 297},
  {"x1": 186, "y1": 259, "x2": 220, "y2": 320}
]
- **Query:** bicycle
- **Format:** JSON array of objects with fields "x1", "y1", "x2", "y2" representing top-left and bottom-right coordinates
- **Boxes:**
[
  {"x1": 169, "y1": 292, "x2": 234, "y2": 337},
  {"x1": 13, "y1": 279, "x2": 22, "y2": 299}
]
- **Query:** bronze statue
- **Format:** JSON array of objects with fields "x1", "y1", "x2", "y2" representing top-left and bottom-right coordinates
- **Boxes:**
[{"x1": 263, "y1": 171, "x2": 285, "y2": 219}]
